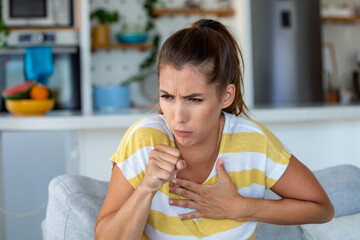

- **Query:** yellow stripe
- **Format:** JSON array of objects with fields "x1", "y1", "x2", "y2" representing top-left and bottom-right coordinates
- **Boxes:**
[
  {"x1": 147, "y1": 210, "x2": 246, "y2": 237},
  {"x1": 128, "y1": 168, "x2": 276, "y2": 194},
  {"x1": 203, "y1": 169, "x2": 275, "y2": 190},
  {"x1": 220, "y1": 132, "x2": 290, "y2": 165},
  {"x1": 109, "y1": 117, "x2": 146, "y2": 164},
  {"x1": 110, "y1": 127, "x2": 175, "y2": 164},
  {"x1": 141, "y1": 231, "x2": 150, "y2": 240},
  {"x1": 247, "y1": 119, "x2": 291, "y2": 163}
]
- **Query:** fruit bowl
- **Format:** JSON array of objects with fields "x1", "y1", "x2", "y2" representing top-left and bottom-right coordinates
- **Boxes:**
[{"x1": 5, "y1": 99, "x2": 55, "y2": 116}]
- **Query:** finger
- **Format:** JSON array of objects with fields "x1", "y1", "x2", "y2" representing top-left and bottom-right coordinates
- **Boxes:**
[
  {"x1": 176, "y1": 159, "x2": 187, "y2": 171},
  {"x1": 171, "y1": 178, "x2": 202, "y2": 193},
  {"x1": 152, "y1": 165, "x2": 174, "y2": 182},
  {"x1": 168, "y1": 199, "x2": 198, "y2": 210},
  {"x1": 179, "y1": 211, "x2": 202, "y2": 220},
  {"x1": 216, "y1": 157, "x2": 231, "y2": 183},
  {"x1": 169, "y1": 185, "x2": 200, "y2": 201},
  {"x1": 155, "y1": 158, "x2": 176, "y2": 173},
  {"x1": 152, "y1": 149, "x2": 179, "y2": 165},
  {"x1": 155, "y1": 144, "x2": 181, "y2": 158}
]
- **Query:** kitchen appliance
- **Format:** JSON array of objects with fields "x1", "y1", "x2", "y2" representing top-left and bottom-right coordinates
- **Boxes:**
[
  {"x1": 1, "y1": 0, "x2": 73, "y2": 27},
  {"x1": 251, "y1": 0, "x2": 323, "y2": 107},
  {"x1": 0, "y1": 31, "x2": 81, "y2": 112}
]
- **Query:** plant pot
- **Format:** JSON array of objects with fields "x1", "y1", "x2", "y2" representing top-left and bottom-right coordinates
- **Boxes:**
[
  {"x1": 93, "y1": 85, "x2": 130, "y2": 110},
  {"x1": 92, "y1": 24, "x2": 110, "y2": 47}
]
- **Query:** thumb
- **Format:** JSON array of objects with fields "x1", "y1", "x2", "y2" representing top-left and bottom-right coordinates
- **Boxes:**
[
  {"x1": 176, "y1": 159, "x2": 187, "y2": 171},
  {"x1": 216, "y1": 158, "x2": 230, "y2": 183}
]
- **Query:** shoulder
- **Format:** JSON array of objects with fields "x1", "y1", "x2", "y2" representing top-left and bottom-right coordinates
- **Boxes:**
[
  {"x1": 223, "y1": 112, "x2": 291, "y2": 157},
  {"x1": 123, "y1": 115, "x2": 173, "y2": 143},
  {"x1": 111, "y1": 115, "x2": 174, "y2": 164},
  {"x1": 224, "y1": 112, "x2": 266, "y2": 135}
]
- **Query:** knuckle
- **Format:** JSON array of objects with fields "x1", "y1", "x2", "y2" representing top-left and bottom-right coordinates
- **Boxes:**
[
  {"x1": 181, "y1": 189, "x2": 188, "y2": 198},
  {"x1": 173, "y1": 149, "x2": 181, "y2": 157},
  {"x1": 201, "y1": 189, "x2": 210, "y2": 198},
  {"x1": 184, "y1": 182, "x2": 192, "y2": 190}
]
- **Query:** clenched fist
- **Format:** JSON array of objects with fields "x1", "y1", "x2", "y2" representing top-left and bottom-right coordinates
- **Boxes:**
[{"x1": 140, "y1": 144, "x2": 187, "y2": 193}]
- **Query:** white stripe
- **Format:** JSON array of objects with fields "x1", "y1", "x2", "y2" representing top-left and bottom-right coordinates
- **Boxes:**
[
  {"x1": 266, "y1": 163, "x2": 288, "y2": 184},
  {"x1": 126, "y1": 116, "x2": 173, "y2": 144},
  {"x1": 118, "y1": 146, "x2": 152, "y2": 179},
  {"x1": 223, "y1": 112, "x2": 263, "y2": 134},
  {"x1": 205, "y1": 152, "x2": 287, "y2": 183},
  {"x1": 238, "y1": 183, "x2": 265, "y2": 198},
  {"x1": 151, "y1": 191, "x2": 196, "y2": 217},
  {"x1": 144, "y1": 221, "x2": 257, "y2": 240}
]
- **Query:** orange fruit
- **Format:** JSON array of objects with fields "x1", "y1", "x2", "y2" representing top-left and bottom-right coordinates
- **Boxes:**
[{"x1": 29, "y1": 84, "x2": 49, "y2": 100}]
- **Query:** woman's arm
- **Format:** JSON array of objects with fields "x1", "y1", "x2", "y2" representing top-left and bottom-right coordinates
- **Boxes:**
[
  {"x1": 94, "y1": 165, "x2": 153, "y2": 240},
  {"x1": 95, "y1": 145, "x2": 186, "y2": 240},
  {"x1": 233, "y1": 155, "x2": 334, "y2": 224},
  {"x1": 169, "y1": 155, "x2": 334, "y2": 224}
]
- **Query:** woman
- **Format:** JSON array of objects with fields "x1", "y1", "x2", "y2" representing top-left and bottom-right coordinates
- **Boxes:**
[{"x1": 95, "y1": 19, "x2": 334, "y2": 240}]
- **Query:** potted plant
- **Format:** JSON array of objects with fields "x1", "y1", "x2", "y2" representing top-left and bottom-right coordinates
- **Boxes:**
[
  {"x1": 90, "y1": 8, "x2": 119, "y2": 48},
  {"x1": 0, "y1": 20, "x2": 10, "y2": 49}
]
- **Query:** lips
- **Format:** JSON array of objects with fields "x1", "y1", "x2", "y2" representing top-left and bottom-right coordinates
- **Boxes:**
[{"x1": 173, "y1": 129, "x2": 192, "y2": 137}]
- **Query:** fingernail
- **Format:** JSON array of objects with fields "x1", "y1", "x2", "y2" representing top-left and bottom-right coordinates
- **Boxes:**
[
  {"x1": 169, "y1": 199, "x2": 173, "y2": 205},
  {"x1": 171, "y1": 179, "x2": 177, "y2": 184},
  {"x1": 218, "y1": 158, "x2": 223, "y2": 164},
  {"x1": 179, "y1": 215, "x2": 183, "y2": 220}
]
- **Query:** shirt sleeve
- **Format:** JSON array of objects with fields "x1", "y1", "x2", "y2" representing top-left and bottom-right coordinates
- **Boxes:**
[
  {"x1": 109, "y1": 118, "x2": 173, "y2": 189},
  {"x1": 256, "y1": 123, "x2": 292, "y2": 189}
]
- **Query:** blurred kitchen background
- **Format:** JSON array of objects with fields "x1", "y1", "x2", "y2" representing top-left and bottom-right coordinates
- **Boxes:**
[{"x1": 1, "y1": 0, "x2": 360, "y2": 239}]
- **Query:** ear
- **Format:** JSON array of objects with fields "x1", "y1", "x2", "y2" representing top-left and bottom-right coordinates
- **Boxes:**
[{"x1": 221, "y1": 84, "x2": 236, "y2": 109}]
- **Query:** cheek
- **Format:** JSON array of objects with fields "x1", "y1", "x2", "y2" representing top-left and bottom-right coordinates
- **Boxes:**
[{"x1": 194, "y1": 102, "x2": 221, "y2": 124}]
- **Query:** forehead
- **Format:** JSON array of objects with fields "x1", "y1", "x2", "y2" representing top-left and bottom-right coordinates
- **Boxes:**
[{"x1": 159, "y1": 64, "x2": 210, "y2": 92}]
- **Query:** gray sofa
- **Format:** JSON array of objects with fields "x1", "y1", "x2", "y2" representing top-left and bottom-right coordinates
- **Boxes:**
[{"x1": 42, "y1": 164, "x2": 360, "y2": 240}]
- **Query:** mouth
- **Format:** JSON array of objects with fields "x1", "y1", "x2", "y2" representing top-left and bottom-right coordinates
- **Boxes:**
[{"x1": 173, "y1": 129, "x2": 192, "y2": 137}]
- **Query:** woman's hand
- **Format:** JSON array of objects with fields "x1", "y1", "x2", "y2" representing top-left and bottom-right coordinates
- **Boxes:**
[
  {"x1": 169, "y1": 158, "x2": 243, "y2": 220},
  {"x1": 140, "y1": 144, "x2": 187, "y2": 194}
]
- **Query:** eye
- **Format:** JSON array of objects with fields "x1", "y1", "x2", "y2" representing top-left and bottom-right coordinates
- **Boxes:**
[
  {"x1": 160, "y1": 94, "x2": 174, "y2": 100},
  {"x1": 188, "y1": 98, "x2": 203, "y2": 103}
]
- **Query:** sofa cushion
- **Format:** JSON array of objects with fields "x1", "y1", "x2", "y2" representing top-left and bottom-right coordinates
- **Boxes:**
[
  {"x1": 313, "y1": 164, "x2": 360, "y2": 218},
  {"x1": 44, "y1": 175, "x2": 109, "y2": 240},
  {"x1": 300, "y1": 212, "x2": 360, "y2": 240}
]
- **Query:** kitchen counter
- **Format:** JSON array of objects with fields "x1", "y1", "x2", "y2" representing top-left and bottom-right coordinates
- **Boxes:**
[{"x1": 1, "y1": 104, "x2": 360, "y2": 131}]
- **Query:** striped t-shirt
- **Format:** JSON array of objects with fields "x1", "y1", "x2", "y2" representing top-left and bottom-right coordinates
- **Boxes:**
[{"x1": 110, "y1": 111, "x2": 291, "y2": 240}]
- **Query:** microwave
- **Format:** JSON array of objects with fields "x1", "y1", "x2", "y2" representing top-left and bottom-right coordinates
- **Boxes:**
[{"x1": 1, "y1": 0, "x2": 73, "y2": 27}]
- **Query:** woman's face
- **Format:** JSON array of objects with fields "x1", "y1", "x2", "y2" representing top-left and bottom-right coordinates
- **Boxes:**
[{"x1": 159, "y1": 64, "x2": 226, "y2": 147}]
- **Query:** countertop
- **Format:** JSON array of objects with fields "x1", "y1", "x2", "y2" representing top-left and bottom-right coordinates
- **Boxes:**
[{"x1": 1, "y1": 104, "x2": 360, "y2": 131}]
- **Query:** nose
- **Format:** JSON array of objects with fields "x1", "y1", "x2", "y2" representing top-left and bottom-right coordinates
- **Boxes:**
[{"x1": 173, "y1": 101, "x2": 188, "y2": 124}]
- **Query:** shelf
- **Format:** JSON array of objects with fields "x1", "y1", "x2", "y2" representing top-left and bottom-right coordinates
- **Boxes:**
[
  {"x1": 322, "y1": 16, "x2": 360, "y2": 23},
  {"x1": 152, "y1": 8, "x2": 235, "y2": 18},
  {"x1": 91, "y1": 42, "x2": 154, "y2": 52},
  {"x1": 5, "y1": 26, "x2": 79, "y2": 32}
]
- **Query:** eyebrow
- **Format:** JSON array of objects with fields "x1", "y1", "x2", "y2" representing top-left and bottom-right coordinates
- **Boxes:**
[{"x1": 159, "y1": 90, "x2": 204, "y2": 98}]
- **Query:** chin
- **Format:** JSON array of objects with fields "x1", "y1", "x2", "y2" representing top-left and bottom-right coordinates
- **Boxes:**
[{"x1": 174, "y1": 136, "x2": 196, "y2": 147}]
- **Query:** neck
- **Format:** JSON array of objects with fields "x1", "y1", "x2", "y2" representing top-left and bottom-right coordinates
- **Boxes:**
[{"x1": 176, "y1": 113, "x2": 224, "y2": 166}]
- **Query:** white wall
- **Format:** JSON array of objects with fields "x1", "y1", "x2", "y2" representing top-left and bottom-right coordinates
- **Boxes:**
[{"x1": 265, "y1": 120, "x2": 360, "y2": 171}]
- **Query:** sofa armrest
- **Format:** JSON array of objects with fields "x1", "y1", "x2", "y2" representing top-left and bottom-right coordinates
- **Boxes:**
[{"x1": 43, "y1": 175, "x2": 109, "y2": 240}]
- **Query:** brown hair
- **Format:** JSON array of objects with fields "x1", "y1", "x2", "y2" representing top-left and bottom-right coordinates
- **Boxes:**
[{"x1": 157, "y1": 19, "x2": 250, "y2": 117}]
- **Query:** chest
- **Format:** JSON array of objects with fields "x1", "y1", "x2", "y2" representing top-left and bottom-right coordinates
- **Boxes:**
[{"x1": 176, "y1": 159, "x2": 217, "y2": 184}]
